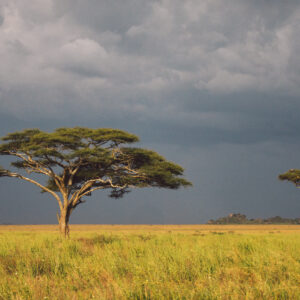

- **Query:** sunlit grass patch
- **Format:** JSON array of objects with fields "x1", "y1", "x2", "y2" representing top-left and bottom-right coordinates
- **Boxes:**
[{"x1": 0, "y1": 226, "x2": 299, "y2": 299}]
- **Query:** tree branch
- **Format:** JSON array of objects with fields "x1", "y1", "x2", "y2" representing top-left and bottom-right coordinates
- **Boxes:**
[
  {"x1": 77, "y1": 186, "x2": 106, "y2": 198},
  {"x1": 6, "y1": 151, "x2": 60, "y2": 179},
  {"x1": 4, "y1": 170, "x2": 63, "y2": 211},
  {"x1": 69, "y1": 177, "x2": 128, "y2": 208}
]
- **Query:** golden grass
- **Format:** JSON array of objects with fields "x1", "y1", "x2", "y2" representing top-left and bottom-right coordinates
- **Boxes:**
[
  {"x1": 1, "y1": 224, "x2": 300, "y2": 233},
  {"x1": 0, "y1": 225, "x2": 299, "y2": 299}
]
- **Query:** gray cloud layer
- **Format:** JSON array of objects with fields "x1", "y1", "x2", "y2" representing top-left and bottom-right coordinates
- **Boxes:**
[
  {"x1": 1, "y1": 0, "x2": 299, "y2": 118},
  {"x1": 1, "y1": 0, "x2": 300, "y2": 224}
]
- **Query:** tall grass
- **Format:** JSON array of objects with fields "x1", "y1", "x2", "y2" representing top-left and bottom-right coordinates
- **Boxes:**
[{"x1": 0, "y1": 228, "x2": 299, "y2": 299}]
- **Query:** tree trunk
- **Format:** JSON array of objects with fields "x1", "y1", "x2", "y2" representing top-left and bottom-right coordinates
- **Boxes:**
[{"x1": 59, "y1": 207, "x2": 71, "y2": 238}]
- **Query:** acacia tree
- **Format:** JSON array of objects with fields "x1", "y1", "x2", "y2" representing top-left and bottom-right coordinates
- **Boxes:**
[
  {"x1": 278, "y1": 169, "x2": 300, "y2": 187},
  {"x1": 0, "y1": 128, "x2": 191, "y2": 237}
]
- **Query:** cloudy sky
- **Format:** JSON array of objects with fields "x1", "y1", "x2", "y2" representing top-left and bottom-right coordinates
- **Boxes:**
[{"x1": 1, "y1": 0, "x2": 300, "y2": 224}]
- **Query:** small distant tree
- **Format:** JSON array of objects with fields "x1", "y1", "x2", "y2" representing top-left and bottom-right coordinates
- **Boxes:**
[
  {"x1": 278, "y1": 169, "x2": 300, "y2": 188},
  {"x1": 0, "y1": 128, "x2": 191, "y2": 237}
]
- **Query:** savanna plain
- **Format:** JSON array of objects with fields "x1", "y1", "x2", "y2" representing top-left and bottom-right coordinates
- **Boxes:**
[{"x1": 0, "y1": 225, "x2": 299, "y2": 300}]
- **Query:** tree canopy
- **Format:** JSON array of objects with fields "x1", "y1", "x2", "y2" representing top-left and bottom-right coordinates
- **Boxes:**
[
  {"x1": 0, "y1": 127, "x2": 191, "y2": 236},
  {"x1": 278, "y1": 169, "x2": 300, "y2": 187}
]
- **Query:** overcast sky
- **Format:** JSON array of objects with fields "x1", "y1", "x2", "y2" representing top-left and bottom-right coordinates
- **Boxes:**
[{"x1": 1, "y1": 0, "x2": 300, "y2": 224}]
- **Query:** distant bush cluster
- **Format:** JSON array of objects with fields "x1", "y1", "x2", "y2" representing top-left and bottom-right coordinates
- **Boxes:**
[{"x1": 207, "y1": 213, "x2": 300, "y2": 224}]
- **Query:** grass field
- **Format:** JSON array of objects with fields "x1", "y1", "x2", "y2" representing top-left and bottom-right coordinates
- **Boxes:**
[{"x1": 0, "y1": 225, "x2": 299, "y2": 299}]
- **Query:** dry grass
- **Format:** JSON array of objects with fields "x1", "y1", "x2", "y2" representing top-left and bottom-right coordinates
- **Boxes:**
[
  {"x1": 1, "y1": 224, "x2": 299, "y2": 233},
  {"x1": 0, "y1": 225, "x2": 299, "y2": 299}
]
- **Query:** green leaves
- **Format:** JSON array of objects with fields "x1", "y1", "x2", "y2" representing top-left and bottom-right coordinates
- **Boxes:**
[
  {"x1": 114, "y1": 147, "x2": 192, "y2": 189},
  {"x1": 0, "y1": 127, "x2": 139, "y2": 156},
  {"x1": 0, "y1": 127, "x2": 191, "y2": 199},
  {"x1": 54, "y1": 127, "x2": 139, "y2": 145},
  {"x1": 278, "y1": 169, "x2": 300, "y2": 187}
]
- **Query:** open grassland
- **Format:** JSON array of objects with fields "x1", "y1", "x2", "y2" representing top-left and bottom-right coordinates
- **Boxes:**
[{"x1": 0, "y1": 225, "x2": 299, "y2": 299}]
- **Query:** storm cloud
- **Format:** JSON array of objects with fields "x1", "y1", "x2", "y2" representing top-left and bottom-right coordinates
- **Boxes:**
[{"x1": 0, "y1": 0, "x2": 300, "y2": 224}]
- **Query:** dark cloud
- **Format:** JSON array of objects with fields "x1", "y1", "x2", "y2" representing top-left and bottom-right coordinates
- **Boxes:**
[
  {"x1": 0, "y1": 0, "x2": 300, "y2": 224},
  {"x1": 1, "y1": 0, "x2": 299, "y2": 120},
  {"x1": 56, "y1": 0, "x2": 155, "y2": 34}
]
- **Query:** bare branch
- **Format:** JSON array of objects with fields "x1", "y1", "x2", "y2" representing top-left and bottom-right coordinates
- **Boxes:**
[
  {"x1": 69, "y1": 177, "x2": 128, "y2": 207},
  {"x1": 7, "y1": 151, "x2": 66, "y2": 193},
  {"x1": 77, "y1": 186, "x2": 106, "y2": 198},
  {"x1": 4, "y1": 170, "x2": 63, "y2": 211},
  {"x1": 44, "y1": 154, "x2": 65, "y2": 169},
  {"x1": 6, "y1": 151, "x2": 58, "y2": 179},
  {"x1": 72, "y1": 198, "x2": 87, "y2": 209},
  {"x1": 69, "y1": 165, "x2": 80, "y2": 181}
]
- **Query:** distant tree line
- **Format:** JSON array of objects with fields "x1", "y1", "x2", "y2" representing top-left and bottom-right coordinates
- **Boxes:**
[{"x1": 207, "y1": 213, "x2": 300, "y2": 225}]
